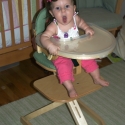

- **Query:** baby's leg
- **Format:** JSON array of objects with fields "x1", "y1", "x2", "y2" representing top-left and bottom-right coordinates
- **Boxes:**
[
  {"x1": 63, "y1": 80, "x2": 78, "y2": 98},
  {"x1": 53, "y1": 57, "x2": 77, "y2": 97},
  {"x1": 81, "y1": 59, "x2": 109, "y2": 86}
]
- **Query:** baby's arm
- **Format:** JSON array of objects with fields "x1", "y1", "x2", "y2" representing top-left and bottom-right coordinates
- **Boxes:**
[
  {"x1": 41, "y1": 23, "x2": 60, "y2": 55},
  {"x1": 76, "y1": 15, "x2": 94, "y2": 35}
]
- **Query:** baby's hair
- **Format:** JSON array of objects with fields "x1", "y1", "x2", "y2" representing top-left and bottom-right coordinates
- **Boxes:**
[
  {"x1": 46, "y1": 0, "x2": 75, "y2": 10},
  {"x1": 45, "y1": 0, "x2": 76, "y2": 26}
]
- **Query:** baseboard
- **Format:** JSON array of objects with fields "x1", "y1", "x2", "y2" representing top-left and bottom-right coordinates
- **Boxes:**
[{"x1": 0, "y1": 62, "x2": 20, "y2": 72}]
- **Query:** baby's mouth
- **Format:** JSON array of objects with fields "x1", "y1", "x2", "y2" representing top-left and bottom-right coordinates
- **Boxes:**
[{"x1": 62, "y1": 16, "x2": 67, "y2": 23}]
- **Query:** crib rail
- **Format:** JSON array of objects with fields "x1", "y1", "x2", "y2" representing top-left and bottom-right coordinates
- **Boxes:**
[{"x1": 0, "y1": 0, "x2": 40, "y2": 55}]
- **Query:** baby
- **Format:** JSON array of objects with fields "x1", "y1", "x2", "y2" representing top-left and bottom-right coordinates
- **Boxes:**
[{"x1": 41, "y1": 0, "x2": 109, "y2": 98}]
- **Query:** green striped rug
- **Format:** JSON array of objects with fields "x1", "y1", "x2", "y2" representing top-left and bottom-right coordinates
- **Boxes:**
[{"x1": 0, "y1": 61, "x2": 125, "y2": 125}]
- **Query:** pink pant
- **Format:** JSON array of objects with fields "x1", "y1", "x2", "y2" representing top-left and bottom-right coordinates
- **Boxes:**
[{"x1": 52, "y1": 56, "x2": 98, "y2": 84}]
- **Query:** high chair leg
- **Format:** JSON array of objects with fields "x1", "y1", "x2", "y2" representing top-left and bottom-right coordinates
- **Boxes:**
[{"x1": 67, "y1": 100, "x2": 88, "y2": 125}]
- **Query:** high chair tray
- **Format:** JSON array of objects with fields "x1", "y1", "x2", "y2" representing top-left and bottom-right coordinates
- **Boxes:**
[{"x1": 51, "y1": 23, "x2": 116, "y2": 59}]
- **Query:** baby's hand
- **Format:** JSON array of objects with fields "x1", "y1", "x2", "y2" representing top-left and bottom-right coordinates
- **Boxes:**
[
  {"x1": 85, "y1": 27, "x2": 94, "y2": 35},
  {"x1": 47, "y1": 43, "x2": 60, "y2": 55}
]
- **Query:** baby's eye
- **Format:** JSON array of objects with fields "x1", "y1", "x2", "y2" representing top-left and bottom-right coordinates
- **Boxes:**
[
  {"x1": 55, "y1": 7, "x2": 60, "y2": 10},
  {"x1": 65, "y1": 5, "x2": 70, "y2": 8}
]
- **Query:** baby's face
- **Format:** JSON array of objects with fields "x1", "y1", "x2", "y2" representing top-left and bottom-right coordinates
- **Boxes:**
[{"x1": 49, "y1": 0, "x2": 76, "y2": 25}]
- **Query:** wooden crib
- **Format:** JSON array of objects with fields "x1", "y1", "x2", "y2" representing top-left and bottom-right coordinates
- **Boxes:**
[{"x1": 0, "y1": 0, "x2": 42, "y2": 67}]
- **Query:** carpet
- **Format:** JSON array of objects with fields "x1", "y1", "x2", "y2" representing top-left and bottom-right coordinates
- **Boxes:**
[{"x1": 0, "y1": 61, "x2": 125, "y2": 125}]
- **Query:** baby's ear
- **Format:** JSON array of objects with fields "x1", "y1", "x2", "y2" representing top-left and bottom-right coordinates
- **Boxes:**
[
  {"x1": 73, "y1": 5, "x2": 76, "y2": 12},
  {"x1": 49, "y1": 10, "x2": 54, "y2": 17}
]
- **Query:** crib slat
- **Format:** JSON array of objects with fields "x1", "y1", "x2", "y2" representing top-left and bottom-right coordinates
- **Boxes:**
[
  {"x1": 8, "y1": 0, "x2": 15, "y2": 45},
  {"x1": 18, "y1": 0, "x2": 24, "y2": 43},
  {"x1": 27, "y1": 0, "x2": 31, "y2": 42},
  {"x1": 0, "y1": 1, "x2": 6, "y2": 48},
  {"x1": 36, "y1": 0, "x2": 40, "y2": 12}
]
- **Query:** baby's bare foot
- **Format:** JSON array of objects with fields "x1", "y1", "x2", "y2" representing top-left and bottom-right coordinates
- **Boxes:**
[
  {"x1": 94, "y1": 78, "x2": 109, "y2": 86},
  {"x1": 68, "y1": 89, "x2": 78, "y2": 98}
]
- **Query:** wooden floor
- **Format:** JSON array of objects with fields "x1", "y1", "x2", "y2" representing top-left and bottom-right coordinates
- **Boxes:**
[{"x1": 0, "y1": 57, "x2": 111, "y2": 106}]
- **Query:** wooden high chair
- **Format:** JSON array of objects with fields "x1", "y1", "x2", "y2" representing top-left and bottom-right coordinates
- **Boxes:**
[{"x1": 20, "y1": 8, "x2": 107, "y2": 125}]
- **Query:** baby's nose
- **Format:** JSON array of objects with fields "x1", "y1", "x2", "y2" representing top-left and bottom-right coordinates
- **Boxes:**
[{"x1": 61, "y1": 8, "x2": 66, "y2": 13}]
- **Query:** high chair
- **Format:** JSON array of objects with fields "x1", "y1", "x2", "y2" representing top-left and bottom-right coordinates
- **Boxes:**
[{"x1": 20, "y1": 8, "x2": 116, "y2": 125}]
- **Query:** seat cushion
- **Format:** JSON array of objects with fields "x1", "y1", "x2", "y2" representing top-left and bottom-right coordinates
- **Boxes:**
[
  {"x1": 33, "y1": 52, "x2": 56, "y2": 70},
  {"x1": 79, "y1": 8, "x2": 123, "y2": 30}
]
